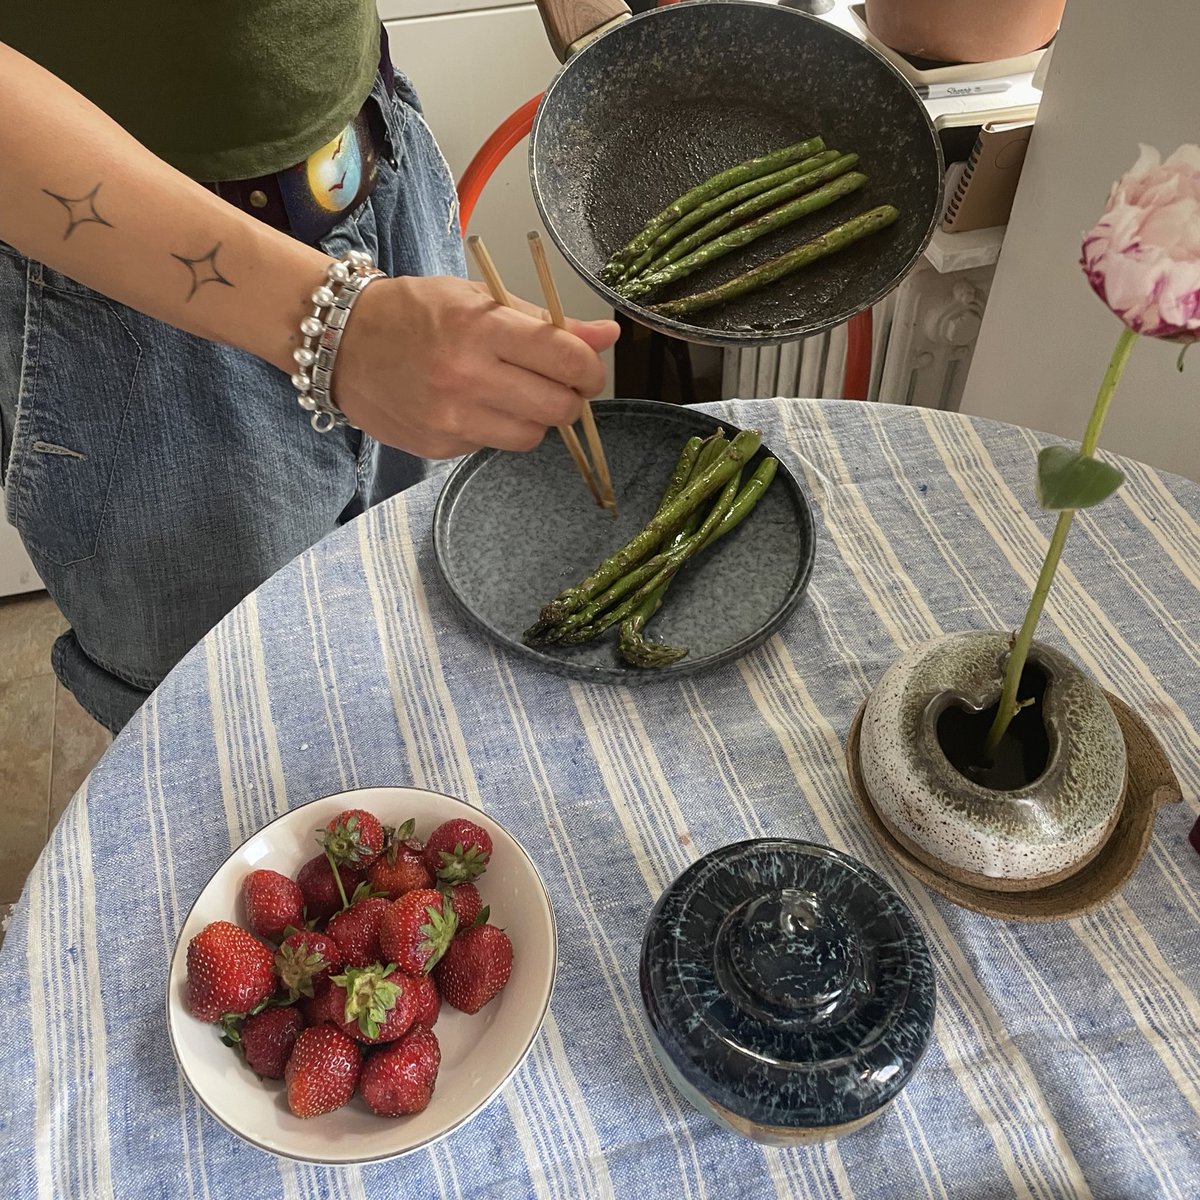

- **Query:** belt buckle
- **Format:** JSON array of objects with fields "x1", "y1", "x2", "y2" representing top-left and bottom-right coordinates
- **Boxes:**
[{"x1": 276, "y1": 106, "x2": 381, "y2": 245}]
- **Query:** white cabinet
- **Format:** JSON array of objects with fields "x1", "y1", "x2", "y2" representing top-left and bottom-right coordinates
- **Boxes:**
[{"x1": 381, "y1": 4, "x2": 616, "y2": 390}]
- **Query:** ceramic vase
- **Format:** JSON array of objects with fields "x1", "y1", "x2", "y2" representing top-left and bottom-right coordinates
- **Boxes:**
[{"x1": 857, "y1": 631, "x2": 1126, "y2": 891}]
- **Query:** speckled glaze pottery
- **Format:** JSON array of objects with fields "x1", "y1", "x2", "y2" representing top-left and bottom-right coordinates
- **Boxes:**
[
  {"x1": 639, "y1": 840, "x2": 935, "y2": 1146},
  {"x1": 434, "y1": 400, "x2": 815, "y2": 682},
  {"x1": 859, "y1": 632, "x2": 1126, "y2": 891}
]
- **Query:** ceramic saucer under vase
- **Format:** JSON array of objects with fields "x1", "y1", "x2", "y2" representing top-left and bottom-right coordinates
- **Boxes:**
[
  {"x1": 639, "y1": 839, "x2": 936, "y2": 1145},
  {"x1": 845, "y1": 693, "x2": 1182, "y2": 922}
]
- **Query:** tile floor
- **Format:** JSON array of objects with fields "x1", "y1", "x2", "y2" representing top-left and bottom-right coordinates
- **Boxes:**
[{"x1": 0, "y1": 592, "x2": 110, "y2": 949}]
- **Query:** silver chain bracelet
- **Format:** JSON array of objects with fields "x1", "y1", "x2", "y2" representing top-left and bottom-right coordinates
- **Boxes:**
[{"x1": 290, "y1": 250, "x2": 383, "y2": 433}]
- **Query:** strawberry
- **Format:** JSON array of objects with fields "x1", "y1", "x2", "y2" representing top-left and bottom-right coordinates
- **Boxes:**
[
  {"x1": 296, "y1": 854, "x2": 363, "y2": 924},
  {"x1": 241, "y1": 869, "x2": 305, "y2": 942},
  {"x1": 434, "y1": 923, "x2": 513, "y2": 1015},
  {"x1": 285, "y1": 1025, "x2": 362, "y2": 1118},
  {"x1": 300, "y1": 978, "x2": 344, "y2": 1027},
  {"x1": 359, "y1": 1026, "x2": 441, "y2": 1117},
  {"x1": 444, "y1": 882, "x2": 486, "y2": 929},
  {"x1": 239, "y1": 1005, "x2": 304, "y2": 1079},
  {"x1": 405, "y1": 971, "x2": 441, "y2": 1028},
  {"x1": 275, "y1": 930, "x2": 343, "y2": 1000},
  {"x1": 326, "y1": 896, "x2": 389, "y2": 968},
  {"x1": 378, "y1": 889, "x2": 457, "y2": 975},
  {"x1": 186, "y1": 921, "x2": 277, "y2": 1023},
  {"x1": 423, "y1": 818, "x2": 492, "y2": 884},
  {"x1": 332, "y1": 964, "x2": 418, "y2": 1045},
  {"x1": 320, "y1": 808, "x2": 385, "y2": 868},
  {"x1": 366, "y1": 819, "x2": 432, "y2": 899}
]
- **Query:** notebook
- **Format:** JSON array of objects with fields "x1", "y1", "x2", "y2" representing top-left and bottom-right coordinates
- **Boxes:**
[{"x1": 942, "y1": 120, "x2": 1033, "y2": 233}]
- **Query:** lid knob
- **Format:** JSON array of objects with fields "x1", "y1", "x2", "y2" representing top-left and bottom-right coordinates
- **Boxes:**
[{"x1": 721, "y1": 888, "x2": 859, "y2": 1022}]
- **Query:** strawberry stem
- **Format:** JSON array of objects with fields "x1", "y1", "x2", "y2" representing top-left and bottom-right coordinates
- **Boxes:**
[{"x1": 325, "y1": 848, "x2": 351, "y2": 911}]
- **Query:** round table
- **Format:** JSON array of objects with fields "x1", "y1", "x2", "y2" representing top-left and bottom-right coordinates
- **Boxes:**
[{"x1": 2, "y1": 399, "x2": 1198, "y2": 1200}]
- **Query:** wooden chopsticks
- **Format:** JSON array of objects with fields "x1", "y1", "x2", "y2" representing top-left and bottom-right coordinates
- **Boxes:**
[
  {"x1": 527, "y1": 231, "x2": 617, "y2": 514},
  {"x1": 465, "y1": 233, "x2": 616, "y2": 514}
]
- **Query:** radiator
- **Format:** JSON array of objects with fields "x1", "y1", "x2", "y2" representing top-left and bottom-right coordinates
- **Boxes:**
[{"x1": 720, "y1": 258, "x2": 996, "y2": 409}]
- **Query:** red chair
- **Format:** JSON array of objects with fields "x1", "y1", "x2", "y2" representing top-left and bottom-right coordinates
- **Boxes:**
[{"x1": 456, "y1": 94, "x2": 544, "y2": 236}]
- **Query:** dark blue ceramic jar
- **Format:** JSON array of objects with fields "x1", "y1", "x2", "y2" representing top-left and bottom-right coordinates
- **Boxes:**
[{"x1": 639, "y1": 839, "x2": 935, "y2": 1145}]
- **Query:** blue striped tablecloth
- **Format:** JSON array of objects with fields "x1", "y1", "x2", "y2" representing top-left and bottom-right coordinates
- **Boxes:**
[{"x1": 2, "y1": 399, "x2": 1198, "y2": 1200}]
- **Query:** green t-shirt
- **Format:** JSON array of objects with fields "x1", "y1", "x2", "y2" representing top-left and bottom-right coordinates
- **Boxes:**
[{"x1": 1, "y1": 2, "x2": 380, "y2": 181}]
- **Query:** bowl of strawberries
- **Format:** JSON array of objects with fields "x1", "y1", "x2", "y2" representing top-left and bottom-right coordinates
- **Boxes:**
[{"x1": 166, "y1": 786, "x2": 555, "y2": 1164}]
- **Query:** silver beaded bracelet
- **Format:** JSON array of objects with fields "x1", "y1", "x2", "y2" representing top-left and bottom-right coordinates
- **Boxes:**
[{"x1": 290, "y1": 250, "x2": 383, "y2": 433}]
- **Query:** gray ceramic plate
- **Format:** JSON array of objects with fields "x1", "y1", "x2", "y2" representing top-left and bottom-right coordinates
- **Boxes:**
[{"x1": 432, "y1": 400, "x2": 816, "y2": 682}]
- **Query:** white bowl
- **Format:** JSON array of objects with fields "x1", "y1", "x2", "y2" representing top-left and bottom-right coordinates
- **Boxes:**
[{"x1": 166, "y1": 787, "x2": 557, "y2": 1164}]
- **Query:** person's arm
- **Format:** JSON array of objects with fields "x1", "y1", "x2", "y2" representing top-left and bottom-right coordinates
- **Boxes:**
[{"x1": 0, "y1": 43, "x2": 619, "y2": 456}]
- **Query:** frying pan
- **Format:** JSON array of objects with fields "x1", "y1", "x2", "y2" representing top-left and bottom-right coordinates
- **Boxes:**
[{"x1": 530, "y1": 0, "x2": 944, "y2": 346}]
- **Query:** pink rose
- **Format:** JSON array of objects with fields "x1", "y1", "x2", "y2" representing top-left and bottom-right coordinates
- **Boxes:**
[{"x1": 1081, "y1": 143, "x2": 1200, "y2": 342}]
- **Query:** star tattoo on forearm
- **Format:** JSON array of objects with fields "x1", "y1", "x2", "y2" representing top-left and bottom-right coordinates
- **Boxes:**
[
  {"x1": 42, "y1": 182, "x2": 114, "y2": 240},
  {"x1": 171, "y1": 243, "x2": 235, "y2": 301}
]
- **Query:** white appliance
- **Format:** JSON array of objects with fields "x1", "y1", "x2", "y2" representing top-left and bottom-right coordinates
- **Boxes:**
[{"x1": 378, "y1": 0, "x2": 1040, "y2": 407}]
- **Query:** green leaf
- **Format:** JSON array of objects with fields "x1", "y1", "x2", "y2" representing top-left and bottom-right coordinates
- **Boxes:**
[
  {"x1": 1035, "y1": 446, "x2": 1126, "y2": 511},
  {"x1": 348, "y1": 880, "x2": 377, "y2": 905},
  {"x1": 418, "y1": 904, "x2": 459, "y2": 973}
]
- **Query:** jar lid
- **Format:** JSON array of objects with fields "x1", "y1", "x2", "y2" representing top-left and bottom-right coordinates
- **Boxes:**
[{"x1": 639, "y1": 840, "x2": 935, "y2": 1130}]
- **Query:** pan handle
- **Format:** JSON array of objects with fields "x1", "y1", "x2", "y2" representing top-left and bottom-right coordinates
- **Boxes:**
[{"x1": 536, "y1": 0, "x2": 632, "y2": 62}]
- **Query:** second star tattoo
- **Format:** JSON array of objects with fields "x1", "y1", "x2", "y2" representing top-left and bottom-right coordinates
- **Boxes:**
[
  {"x1": 42, "y1": 182, "x2": 114, "y2": 240},
  {"x1": 171, "y1": 243, "x2": 235, "y2": 301}
]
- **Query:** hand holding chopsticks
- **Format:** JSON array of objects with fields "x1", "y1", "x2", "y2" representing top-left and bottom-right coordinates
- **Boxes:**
[{"x1": 466, "y1": 233, "x2": 617, "y2": 515}]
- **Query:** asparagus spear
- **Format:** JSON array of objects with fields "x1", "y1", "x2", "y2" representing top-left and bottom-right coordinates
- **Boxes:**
[
  {"x1": 617, "y1": 458, "x2": 779, "y2": 667},
  {"x1": 639, "y1": 152, "x2": 860, "y2": 279},
  {"x1": 559, "y1": 471, "x2": 743, "y2": 645},
  {"x1": 531, "y1": 435, "x2": 730, "y2": 646},
  {"x1": 619, "y1": 172, "x2": 868, "y2": 302},
  {"x1": 617, "y1": 592, "x2": 687, "y2": 667},
  {"x1": 616, "y1": 439, "x2": 720, "y2": 665},
  {"x1": 704, "y1": 456, "x2": 778, "y2": 546},
  {"x1": 571, "y1": 456, "x2": 778, "y2": 648},
  {"x1": 528, "y1": 514, "x2": 701, "y2": 644},
  {"x1": 616, "y1": 150, "x2": 842, "y2": 282},
  {"x1": 526, "y1": 429, "x2": 761, "y2": 633},
  {"x1": 601, "y1": 137, "x2": 826, "y2": 280},
  {"x1": 659, "y1": 435, "x2": 704, "y2": 510},
  {"x1": 654, "y1": 429, "x2": 725, "y2": 522},
  {"x1": 650, "y1": 204, "x2": 900, "y2": 318}
]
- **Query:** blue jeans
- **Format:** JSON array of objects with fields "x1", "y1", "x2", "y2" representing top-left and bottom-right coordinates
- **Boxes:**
[{"x1": 0, "y1": 72, "x2": 465, "y2": 733}]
